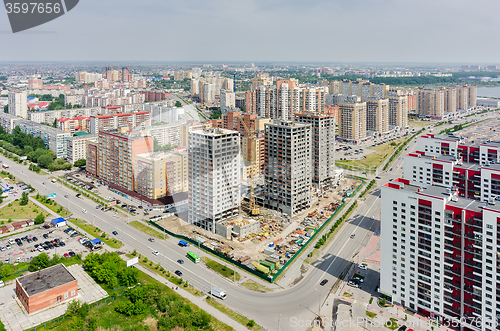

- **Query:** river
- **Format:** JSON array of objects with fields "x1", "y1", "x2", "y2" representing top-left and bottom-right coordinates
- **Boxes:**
[{"x1": 477, "y1": 86, "x2": 500, "y2": 98}]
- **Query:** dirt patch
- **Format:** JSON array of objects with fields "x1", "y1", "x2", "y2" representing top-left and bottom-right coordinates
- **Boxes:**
[{"x1": 143, "y1": 316, "x2": 158, "y2": 331}]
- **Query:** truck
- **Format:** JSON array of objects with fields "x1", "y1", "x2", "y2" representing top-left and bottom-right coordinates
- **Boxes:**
[
  {"x1": 210, "y1": 286, "x2": 227, "y2": 300},
  {"x1": 178, "y1": 240, "x2": 189, "y2": 247},
  {"x1": 2, "y1": 164, "x2": 9, "y2": 169}
]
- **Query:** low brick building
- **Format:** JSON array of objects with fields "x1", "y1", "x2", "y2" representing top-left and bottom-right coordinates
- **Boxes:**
[{"x1": 16, "y1": 264, "x2": 78, "y2": 314}]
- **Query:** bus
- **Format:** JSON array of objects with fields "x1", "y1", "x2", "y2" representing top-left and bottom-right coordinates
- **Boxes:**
[{"x1": 186, "y1": 251, "x2": 200, "y2": 264}]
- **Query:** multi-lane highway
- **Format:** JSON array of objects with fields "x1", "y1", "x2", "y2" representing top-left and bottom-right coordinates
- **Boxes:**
[{"x1": 1, "y1": 111, "x2": 493, "y2": 330}]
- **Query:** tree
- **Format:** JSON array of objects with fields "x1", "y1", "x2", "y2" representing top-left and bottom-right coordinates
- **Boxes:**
[
  {"x1": 37, "y1": 154, "x2": 53, "y2": 168},
  {"x1": 74, "y1": 159, "x2": 86, "y2": 167},
  {"x1": 175, "y1": 101, "x2": 182, "y2": 107},
  {"x1": 19, "y1": 192, "x2": 29, "y2": 206},
  {"x1": 52, "y1": 119, "x2": 57, "y2": 128},
  {"x1": 3, "y1": 105, "x2": 7, "y2": 113},
  {"x1": 28, "y1": 253, "x2": 49, "y2": 271},
  {"x1": 34, "y1": 212, "x2": 45, "y2": 225}
]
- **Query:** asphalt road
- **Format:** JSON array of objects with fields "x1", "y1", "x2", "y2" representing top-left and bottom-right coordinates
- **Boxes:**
[{"x1": 1, "y1": 111, "x2": 491, "y2": 331}]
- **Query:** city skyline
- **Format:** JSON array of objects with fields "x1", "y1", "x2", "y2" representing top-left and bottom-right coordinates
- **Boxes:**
[{"x1": 0, "y1": 0, "x2": 499, "y2": 63}]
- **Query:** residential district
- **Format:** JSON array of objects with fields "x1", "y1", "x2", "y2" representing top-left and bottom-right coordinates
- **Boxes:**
[{"x1": 0, "y1": 63, "x2": 499, "y2": 331}]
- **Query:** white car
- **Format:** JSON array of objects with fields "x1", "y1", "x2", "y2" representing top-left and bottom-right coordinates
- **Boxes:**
[
  {"x1": 370, "y1": 216, "x2": 374, "y2": 220},
  {"x1": 152, "y1": 250, "x2": 159, "y2": 256},
  {"x1": 113, "y1": 213, "x2": 117, "y2": 217},
  {"x1": 5, "y1": 245, "x2": 10, "y2": 250},
  {"x1": 82, "y1": 209, "x2": 87, "y2": 213},
  {"x1": 358, "y1": 264, "x2": 368, "y2": 270},
  {"x1": 353, "y1": 277, "x2": 364, "y2": 283},
  {"x1": 0, "y1": 246, "x2": 5, "y2": 251}
]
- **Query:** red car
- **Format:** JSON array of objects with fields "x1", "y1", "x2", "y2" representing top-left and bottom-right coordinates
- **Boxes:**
[{"x1": 63, "y1": 253, "x2": 69, "y2": 258}]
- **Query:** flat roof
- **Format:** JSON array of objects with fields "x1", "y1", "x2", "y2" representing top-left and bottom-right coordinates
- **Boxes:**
[{"x1": 17, "y1": 264, "x2": 76, "y2": 297}]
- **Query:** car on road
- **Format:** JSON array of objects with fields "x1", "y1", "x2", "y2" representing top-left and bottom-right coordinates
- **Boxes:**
[
  {"x1": 375, "y1": 176, "x2": 381, "y2": 179},
  {"x1": 112, "y1": 231, "x2": 118, "y2": 235},
  {"x1": 64, "y1": 194, "x2": 69, "y2": 198},
  {"x1": 113, "y1": 213, "x2": 117, "y2": 217},
  {"x1": 148, "y1": 238, "x2": 154, "y2": 242},
  {"x1": 177, "y1": 259, "x2": 184, "y2": 264},
  {"x1": 152, "y1": 250, "x2": 159, "y2": 256},
  {"x1": 320, "y1": 279, "x2": 328, "y2": 286},
  {"x1": 174, "y1": 270, "x2": 182, "y2": 277},
  {"x1": 350, "y1": 234, "x2": 355, "y2": 239},
  {"x1": 76, "y1": 193, "x2": 81, "y2": 198},
  {"x1": 358, "y1": 264, "x2": 368, "y2": 270},
  {"x1": 389, "y1": 168, "x2": 393, "y2": 171},
  {"x1": 82, "y1": 209, "x2": 87, "y2": 213},
  {"x1": 96, "y1": 205, "x2": 102, "y2": 209}
]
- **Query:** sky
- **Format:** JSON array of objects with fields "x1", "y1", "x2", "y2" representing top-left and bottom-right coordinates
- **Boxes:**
[{"x1": 0, "y1": 0, "x2": 499, "y2": 63}]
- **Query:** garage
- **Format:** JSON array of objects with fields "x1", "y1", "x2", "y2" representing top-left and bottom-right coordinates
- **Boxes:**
[{"x1": 51, "y1": 217, "x2": 67, "y2": 228}]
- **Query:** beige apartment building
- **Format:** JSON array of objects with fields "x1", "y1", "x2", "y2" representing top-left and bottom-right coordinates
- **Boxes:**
[
  {"x1": 416, "y1": 89, "x2": 444, "y2": 117},
  {"x1": 443, "y1": 87, "x2": 457, "y2": 113},
  {"x1": 339, "y1": 102, "x2": 367, "y2": 142},
  {"x1": 388, "y1": 96, "x2": 408, "y2": 128},
  {"x1": 366, "y1": 99, "x2": 389, "y2": 133},
  {"x1": 134, "y1": 148, "x2": 188, "y2": 199}
]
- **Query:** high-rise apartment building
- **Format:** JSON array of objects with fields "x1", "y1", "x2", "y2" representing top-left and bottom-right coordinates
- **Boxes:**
[
  {"x1": 245, "y1": 91, "x2": 257, "y2": 114},
  {"x1": 444, "y1": 87, "x2": 457, "y2": 113},
  {"x1": 416, "y1": 89, "x2": 445, "y2": 117},
  {"x1": 467, "y1": 85, "x2": 477, "y2": 108},
  {"x1": 188, "y1": 128, "x2": 241, "y2": 232},
  {"x1": 135, "y1": 148, "x2": 188, "y2": 199},
  {"x1": 66, "y1": 133, "x2": 96, "y2": 164},
  {"x1": 388, "y1": 96, "x2": 408, "y2": 128},
  {"x1": 295, "y1": 112, "x2": 335, "y2": 191},
  {"x1": 89, "y1": 111, "x2": 151, "y2": 134},
  {"x1": 456, "y1": 86, "x2": 469, "y2": 111},
  {"x1": 366, "y1": 99, "x2": 389, "y2": 133},
  {"x1": 220, "y1": 89, "x2": 236, "y2": 114},
  {"x1": 380, "y1": 178, "x2": 500, "y2": 330},
  {"x1": 264, "y1": 120, "x2": 312, "y2": 216},
  {"x1": 339, "y1": 102, "x2": 367, "y2": 142},
  {"x1": 95, "y1": 128, "x2": 154, "y2": 191},
  {"x1": 8, "y1": 90, "x2": 27, "y2": 119}
]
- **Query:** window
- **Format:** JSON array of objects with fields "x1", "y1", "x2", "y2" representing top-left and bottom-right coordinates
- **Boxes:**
[
  {"x1": 71, "y1": 290, "x2": 76, "y2": 296},
  {"x1": 64, "y1": 292, "x2": 69, "y2": 299}
]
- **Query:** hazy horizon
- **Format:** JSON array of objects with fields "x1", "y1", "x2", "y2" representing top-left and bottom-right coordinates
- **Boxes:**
[{"x1": 1, "y1": 0, "x2": 499, "y2": 63}]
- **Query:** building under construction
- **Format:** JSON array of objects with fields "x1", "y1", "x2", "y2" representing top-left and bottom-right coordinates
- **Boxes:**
[{"x1": 263, "y1": 119, "x2": 312, "y2": 216}]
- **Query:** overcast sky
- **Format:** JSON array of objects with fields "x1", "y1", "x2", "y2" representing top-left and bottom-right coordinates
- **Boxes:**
[{"x1": 1, "y1": 0, "x2": 499, "y2": 64}]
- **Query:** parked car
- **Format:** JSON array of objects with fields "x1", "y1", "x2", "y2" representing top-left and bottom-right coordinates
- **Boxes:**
[
  {"x1": 69, "y1": 251, "x2": 76, "y2": 257},
  {"x1": 64, "y1": 253, "x2": 70, "y2": 258},
  {"x1": 358, "y1": 264, "x2": 368, "y2": 270},
  {"x1": 43, "y1": 234, "x2": 49, "y2": 239}
]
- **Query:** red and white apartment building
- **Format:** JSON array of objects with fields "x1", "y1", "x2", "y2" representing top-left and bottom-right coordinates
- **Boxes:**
[{"x1": 381, "y1": 133, "x2": 500, "y2": 331}]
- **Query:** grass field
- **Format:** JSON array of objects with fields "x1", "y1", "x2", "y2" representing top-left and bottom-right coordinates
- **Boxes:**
[
  {"x1": 33, "y1": 196, "x2": 70, "y2": 217},
  {"x1": 125, "y1": 253, "x2": 203, "y2": 297},
  {"x1": 410, "y1": 120, "x2": 434, "y2": 128},
  {"x1": 206, "y1": 297, "x2": 263, "y2": 330},
  {"x1": 0, "y1": 200, "x2": 50, "y2": 220},
  {"x1": 68, "y1": 218, "x2": 123, "y2": 249},
  {"x1": 336, "y1": 137, "x2": 407, "y2": 170},
  {"x1": 25, "y1": 268, "x2": 234, "y2": 331},
  {"x1": 366, "y1": 311, "x2": 377, "y2": 319},
  {"x1": 201, "y1": 256, "x2": 241, "y2": 281},
  {"x1": 240, "y1": 280, "x2": 273, "y2": 292},
  {"x1": 385, "y1": 317, "x2": 400, "y2": 330},
  {"x1": 129, "y1": 220, "x2": 165, "y2": 239}
]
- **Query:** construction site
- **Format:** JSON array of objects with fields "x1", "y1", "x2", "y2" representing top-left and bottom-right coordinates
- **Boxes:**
[{"x1": 154, "y1": 175, "x2": 363, "y2": 277}]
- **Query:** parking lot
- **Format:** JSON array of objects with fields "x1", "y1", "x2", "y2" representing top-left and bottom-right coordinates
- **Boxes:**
[
  {"x1": 344, "y1": 261, "x2": 380, "y2": 306},
  {"x1": 0, "y1": 224, "x2": 95, "y2": 265}
]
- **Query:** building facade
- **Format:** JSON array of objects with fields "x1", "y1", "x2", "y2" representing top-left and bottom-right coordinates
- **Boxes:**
[
  {"x1": 339, "y1": 102, "x2": 367, "y2": 142},
  {"x1": 188, "y1": 128, "x2": 241, "y2": 232},
  {"x1": 8, "y1": 90, "x2": 27, "y2": 119},
  {"x1": 264, "y1": 120, "x2": 312, "y2": 216}
]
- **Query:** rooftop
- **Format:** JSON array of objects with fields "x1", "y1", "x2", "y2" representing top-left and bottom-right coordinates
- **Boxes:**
[{"x1": 17, "y1": 264, "x2": 76, "y2": 297}]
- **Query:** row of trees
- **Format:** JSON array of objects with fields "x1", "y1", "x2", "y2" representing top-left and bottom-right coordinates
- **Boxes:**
[
  {"x1": 84, "y1": 252, "x2": 139, "y2": 288},
  {"x1": 315, "y1": 201, "x2": 358, "y2": 250},
  {"x1": 28, "y1": 252, "x2": 81, "y2": 272},
  {"x1": 0, "y1": 126, "x2": 74, "y2": 170}
]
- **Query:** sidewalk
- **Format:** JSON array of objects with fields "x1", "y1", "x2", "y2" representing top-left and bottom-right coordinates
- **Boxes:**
[{"x1": 133, "y1": 263, "x2": 248, "y2": 331}]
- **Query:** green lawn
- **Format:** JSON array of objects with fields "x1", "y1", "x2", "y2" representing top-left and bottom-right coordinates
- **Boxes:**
[
  {"x1": 385, "y1": 317, "x2": 400, "y2": 330},
  {"x1": 125, "y1": 253, "x2": 203, "y2": 297},
  {"x1": 0, "y1": 200, "x2": 50, "y2": 220},
  {"x1": 68, "y1": 218, "x2": 123, "y2": 249},
  {"x1": 366, "y1": 311, "x2": 377, "y2": 319},
  {"x1": 201, "y1": 257, "x2": 241, "y2": 281},
  {"x1": 240, "y1": 280, "x2": 273, "y2": 292},
  {"x1": 129, "y1": 220, "x2": 165, "y2": 239},
  {"x1": 206, "y1": 297, "x2": 263, "y2": 331},
  {"x1": 33, "y1": 195, "x2": 70, "y2": 217},
  {"x1": 410, "y1": 120, "x2": 433, "y2": 128},
  {"x1": 336, "y1": 137, "x2": 407, "y2": 170},
  {"x1": 25, "y1": 267, "x2": 234, "y2": 331}
]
